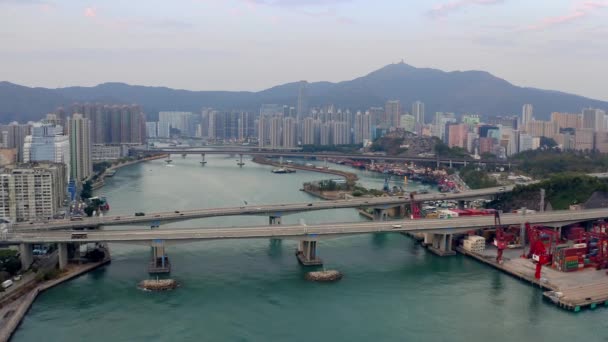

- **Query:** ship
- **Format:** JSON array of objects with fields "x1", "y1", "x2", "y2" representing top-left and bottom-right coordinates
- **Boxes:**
[
  {"x1": 271, "y1": 168, "x2": 296, "y2": 174},
  {"x1": 105, "y1": 169, "x2": 117, "y2": 177}
]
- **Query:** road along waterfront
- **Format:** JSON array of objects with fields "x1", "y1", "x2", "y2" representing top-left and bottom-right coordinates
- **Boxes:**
[{"x1": 11, "y1": 155, "x2": 608, "y2": 342}]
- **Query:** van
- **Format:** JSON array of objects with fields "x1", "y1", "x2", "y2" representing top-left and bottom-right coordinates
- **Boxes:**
[{"x1": 2, "y1": 279, "x2": 13, "y2": 289}]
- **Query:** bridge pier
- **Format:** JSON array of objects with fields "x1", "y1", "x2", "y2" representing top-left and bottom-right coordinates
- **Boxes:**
[
  {"x1": 58, "y1": 242, "x2": 68, "y2": 270},
  {"x1": 19, "y1": 243, "x2": 33, "y2": 271},
  {"x1": 269, "y1": 215, "x2": 282, "y2": 225},
  {"x1": 149, "y1": 241, "x2": 170, "y2": 274},
  {"x1": 372, "y1": 208, "x2": 388, "y2": 221},
  {"x1": 458, "y1": 200, "x2": 466, "y2": 210},
  {"x1": 422, "y1": 233, "x2": 432, "y2": 246},
  {"x1": 269, "y1": 215, "x2": 282, "y2": 242},
  {"x1": 200, "y1": 153, "x2": 207, "y2": 165},
  {"x1": 237, "y1": 154, "x2": 245, "y2": 167},
  {"x1": 428, "y1": 234, "x2": 456, "y2": 256},
  {"x1": 296, "y1": 240, "x2": 323, "y2": 266}
]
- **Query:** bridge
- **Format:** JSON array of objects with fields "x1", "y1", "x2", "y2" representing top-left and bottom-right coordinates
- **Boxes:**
[
  {"x1": 9, "y1": 208, "x2": 608, "y2": 270},
  {"x1": 133, "y1": 147, "x2": 517, "y2": 167},
  {"x1": 13, "y1": 186, "x2": 516, "y2": 230}
]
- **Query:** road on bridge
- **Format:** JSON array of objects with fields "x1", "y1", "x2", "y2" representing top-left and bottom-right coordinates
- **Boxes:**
[
  {"x1": 14, "y1": 186, "x2": 516, "y2": 230},
  {"x1": 7, "y1": 208, "x2": 607, "y2": 244}
]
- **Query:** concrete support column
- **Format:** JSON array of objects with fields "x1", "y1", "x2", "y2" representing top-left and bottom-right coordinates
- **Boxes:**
[
  {"x1": 200, "y1": 153, "x2": 207, "y2": 165},
  {"x1": 428, "y1": 233, "x2": 456, "y2": 256},
  {"x1": 458, "y1": 200, "x2": 466, "y2": 210},
  {"x1": 19, "y1": 243, "x2": 33, "y2": 271},
  {"x1": 423, "y1": 233, "x2": 432, "y2": 246},
  {"x1": 296, "y1": 240, "x2": 322, "y2": 266},
  {"x1": 373, "y1": 208, "x2": 387, "y2": 221},
  {"x1": 58, "y1": 242, "x2": 68, "y2": 270},
  {"x1": 269, "y1": 215, "x2": 282, "y2": 225},
  {"x1": 149, "y1": 241, "x2": 170, "y2": 273}
]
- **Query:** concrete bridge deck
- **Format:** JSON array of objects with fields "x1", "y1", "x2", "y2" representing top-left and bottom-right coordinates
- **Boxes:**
[
  {"x1": 7, "y1": 208, "x2": 607, "y2": 244},
  {"x1": 14, "y1": 186, "x2": 515, "y2": 230},
  {"x1": 136, "y1": 148, "x2": 518, "y2": 166}
]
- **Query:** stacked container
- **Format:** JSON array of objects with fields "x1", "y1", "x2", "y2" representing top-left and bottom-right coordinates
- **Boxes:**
[{"x1": 463, "y1": 236, "x2": 486, "y2": 253}]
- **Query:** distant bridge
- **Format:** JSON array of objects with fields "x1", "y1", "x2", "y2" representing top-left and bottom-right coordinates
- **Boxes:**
[{"x1": 133, "y1": 147, "x2": 517, "y2": 167}]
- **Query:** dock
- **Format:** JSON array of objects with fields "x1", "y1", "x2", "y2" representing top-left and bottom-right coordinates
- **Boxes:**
[{"x1": 456, "y1": 245, "x2": 608, "y2": 312}]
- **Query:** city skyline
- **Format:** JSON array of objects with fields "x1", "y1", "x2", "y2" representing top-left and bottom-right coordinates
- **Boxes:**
[{"x1": 0, "y1": 0, "x2": 607, "y2": 101}]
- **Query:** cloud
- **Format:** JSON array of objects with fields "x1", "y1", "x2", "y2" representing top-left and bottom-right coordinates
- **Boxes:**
[
  {"x1": 84, "y1": 7, "x2": 96, "y2": 18},
  {"x1": 524, "y1": 1, "x2": 608, "y2": 31},
  {"x1": 427, "y1": 0, "x2": 505, "y2": 18},
  {"x1": 250, "y1": 0, "x2": 352, "y2": 7}
]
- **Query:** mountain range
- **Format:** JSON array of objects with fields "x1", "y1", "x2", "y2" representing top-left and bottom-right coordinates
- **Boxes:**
[{"x1": 1, "y1": 62, "x2": 607, "y2": 123}]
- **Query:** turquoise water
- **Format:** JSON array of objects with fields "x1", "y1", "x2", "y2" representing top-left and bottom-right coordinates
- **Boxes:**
[{"x1": 12, "y1": 156, "x2": 607, "y2": 341}]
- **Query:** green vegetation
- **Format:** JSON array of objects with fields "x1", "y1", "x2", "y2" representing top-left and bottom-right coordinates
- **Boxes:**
[
  {"x1": 459, "y1": 166, "x2": 499, "y2": 189},
  {"x1": 80, "y1": 180, "x2": 93, "y2": 200},
  {"x1": 301, "y1": 144, "x2": 362, "y2": 153},
  {"x1": 0, "y1": 249, "x2": 21, "y2": 277},
  {"x1": 434, "y1": 140, "x2": 470, "y2": 159},
  {"x1": 351, "y1": 185, "x2": 385, "y2": 197},
  {"x1": 491, "y1": 174, "x2": 608, "y2": 211},
  {"x1": 35, "y1": 268, "x2": 61, "y2": 282},
  {"x1": 511, "y1": 150, "x2": 608, "y2": 178},
  {"x1": 370, "y1": 137, "x2": 407, "y2": 155}
]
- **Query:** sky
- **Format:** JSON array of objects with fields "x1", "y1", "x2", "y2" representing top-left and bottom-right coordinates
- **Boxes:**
[{"x1": 0, "y1": 0, "x2": 607, "y2": 100}]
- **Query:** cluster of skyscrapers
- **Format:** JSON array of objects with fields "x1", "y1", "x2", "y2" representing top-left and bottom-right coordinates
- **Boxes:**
[{"x1": 0, "y1": 104, "x2": 147, "y2": 222}]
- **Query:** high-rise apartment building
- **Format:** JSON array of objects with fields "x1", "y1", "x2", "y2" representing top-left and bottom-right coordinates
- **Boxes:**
[
  {"x1": 385, "y1": 100, "x2": 401, "y2": 128},
  {"x1": 67, "y1": 114, "x2": 92, "y2": 183},
  {"x1": 0, "y1": 162, "x2": 66, "y2": 222},
  {"x1": 23, "y1": 123, "x2": 70, "y2": 182},
  {"x1": 0, "y1": 123, "x2": 32, "y2": 162},
  {"x1": 412, "y1": 101, "x2": 425, "y2": 125},
  {"x1": 302, "y1": 117, "x2": 320, "y2": 145},
  {"x1": 582, "y1": 108, "x2": 605, "y2": 132},
  {"x1": 297, "y1": 81, "x2": 309, "y2": 120},
  {"x1": 400, "y1": 114, "x2": 416, "y2": 133},
  {"x1": 551, "y1": 112, "x2": 581, "y2": 130},
  {"x1": 66, "y1": 103, "x2": 145, "y2": 144},
  {"x1": 145, "y1": 122, "x2": 158, "y2": 138},
  {"x1": 522, "y1": 104, "x2": 533, "y2": 128},
  {"x1": 354, "y1": 112, "x2": 372, "y2": 144},
  {"x1": 158, "y1": 111, "x2": 194, "y2": 138},
  {"x1": 447, "y1": 124, "x2": 467, "y2": 149},
  {"x1": 331, "y1": 121, "x2": 349, "y2": 145},
  {"x1": 269, "y1": 116, "x2": 282, "y2": 149},
  {"x1": 282, "y1": 117, "x2": 297, "y2": 148}
]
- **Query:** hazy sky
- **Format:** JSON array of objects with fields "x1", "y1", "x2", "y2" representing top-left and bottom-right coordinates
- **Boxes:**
[{"x1": 1, "y1": 0, "x2": 607, "y2": 100}]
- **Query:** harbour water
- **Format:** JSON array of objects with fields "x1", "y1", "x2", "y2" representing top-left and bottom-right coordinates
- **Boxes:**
[{"x1": 12, "y1": 156, "x2": 607, "y2": 341}]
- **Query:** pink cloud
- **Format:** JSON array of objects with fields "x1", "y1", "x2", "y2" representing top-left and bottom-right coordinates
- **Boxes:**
[
  {"x1": 524, "y1": 1, "x2": 608, "y2": 31},
  {"x1": 84, "y1": 7, "x2": 96, "y2": 18},
  {"x1": 428, "y1": 0, "x2": 505, "y2": 18}
]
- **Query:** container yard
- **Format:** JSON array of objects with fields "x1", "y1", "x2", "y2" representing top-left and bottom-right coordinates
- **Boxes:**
[{"x1": 456, "y1": 221, "x2": 608, "y2": 312}]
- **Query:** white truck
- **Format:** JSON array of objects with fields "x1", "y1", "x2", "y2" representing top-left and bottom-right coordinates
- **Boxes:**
[{"x1": 2, "y1": 279, "x2": 14, "y2": 289}]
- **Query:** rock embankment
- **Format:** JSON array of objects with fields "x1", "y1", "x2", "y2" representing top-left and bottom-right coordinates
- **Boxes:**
[
  {"x1": 305, "y1": 270, "x2": 343, "y2": 282},
  {"x1": 139, "y1": 279, "x2": 179, "y2": 291}
]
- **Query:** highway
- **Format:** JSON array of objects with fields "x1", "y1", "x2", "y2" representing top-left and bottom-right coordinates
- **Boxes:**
[
  {"x1": 135, "y1": 147, "x2": 518, "y2": 166},
  {"x1": 7, "y1": 208, "x2": 608, "y2": 244},
  {"x1": 13, "y1": 186, "x2": 515, "y2": 230}
]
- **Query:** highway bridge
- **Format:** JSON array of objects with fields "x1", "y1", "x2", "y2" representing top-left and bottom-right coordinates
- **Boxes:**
[
  {"x1": 13, "y1": 185, "x2": 516, "y2": 230},
  {"x1": 7, "y1": 208, "x2": 605, "y2": 244},
  {"x1": 133, "y1": 147, "x2": 517, "y2": 167},
  {"x1": 11, "y1": 207, "x2": 606, "y2": 270}
]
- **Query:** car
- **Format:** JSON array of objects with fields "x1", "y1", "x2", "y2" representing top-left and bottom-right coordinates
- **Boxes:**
[
  {"x1": 180, "y1": 213, "x2": 184, "y2": 216},
  {"x1": 114, "y1": 217, "x2": 121, "y2": 220},
  {"x1": 155, "y1": 215, "x2": 160, "y2": 218},
  {"x1": 174, "y1": 210, "x2": 180, "y2": 214},
  {"x1": 135, "y1": 212, "x2": 145, "y2": 216},
  {"x1": 307, "y1": 203, "x2": 313, "y2": 207},
  {"x1": 498, "y1": 187, "x2": 505, "y2": 192},
  {"x1": 392, "y1": 224, "x2": 402, "y2": 229}
]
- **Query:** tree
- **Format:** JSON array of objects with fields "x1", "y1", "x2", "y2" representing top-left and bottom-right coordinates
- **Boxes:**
[
  {"x1": 80, "y1": 181, "x2": 93, "y2": 200},
  {"x1": 539, "y1": 136, "x2": 558, "y2": 149}
]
